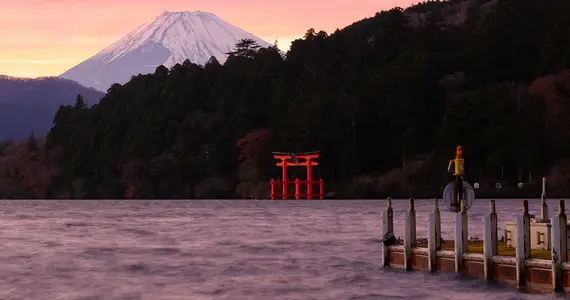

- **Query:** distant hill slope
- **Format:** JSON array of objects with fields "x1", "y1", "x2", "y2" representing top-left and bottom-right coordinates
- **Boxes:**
[
  {"x1": 0, "y1": 76, "x2": 104, "y2": 140},
  {"x1": 59, "y1": 11, "x2": 272, "y2": 92}
]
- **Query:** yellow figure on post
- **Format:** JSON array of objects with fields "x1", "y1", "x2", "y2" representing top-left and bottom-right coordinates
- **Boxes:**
[
  {"x1": 445, "y1": 145, "x2": 465, "y2": 212},
  {"x1": 454, "y1": 146, "x2": 465, "y2": 176},
  {"x1": 444, "y1": 145, "x2": 473, "y2": 213}
]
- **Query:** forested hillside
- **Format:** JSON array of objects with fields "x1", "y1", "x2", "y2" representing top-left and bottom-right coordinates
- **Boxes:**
[{"x1": 4, "y1": 0, "x2": 570, "y2": 199}]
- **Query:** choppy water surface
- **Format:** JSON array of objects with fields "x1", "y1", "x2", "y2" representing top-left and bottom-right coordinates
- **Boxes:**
[{"x1": 0, "y1": 199, "x2": 564, "y2": 300}]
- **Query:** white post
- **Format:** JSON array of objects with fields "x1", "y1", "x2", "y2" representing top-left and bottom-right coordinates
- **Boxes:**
[
  {"x1": 410, "y1": 198, "x2": 417, "y2": 248},
  {"x1": 404, "y1": 198, "x2": 416, "y2": 271},
  {"x1": 381, "y1": 198, "x2": 394, "y2": 267},
  {"x1": 454, "y1": 199, "x2": 468, "y2": 273},
  {"x1": 483, "y1": 199, "x2": 498, "y2": 281},
  {"x1": 551, "y1": 200, "x2": 567, "y2": 292},
  {"x1": 515, "y1": 200, "x2": 531, "y2": 288},
  {"x1": 541, "y1": 177, "x2": 548, "y2": 222},
  {"x1": 428, "y1": 198, "x2": 441, "y2": 272}
]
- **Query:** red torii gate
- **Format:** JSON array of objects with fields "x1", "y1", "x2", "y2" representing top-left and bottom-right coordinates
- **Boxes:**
[{"x1": 270, "y1": 151, "x2": 324, "y2": 200}]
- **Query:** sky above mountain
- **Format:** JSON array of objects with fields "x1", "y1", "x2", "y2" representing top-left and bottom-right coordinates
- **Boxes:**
[{"x1": 0, "y1": 0, "x2": 415, "y2": 78}]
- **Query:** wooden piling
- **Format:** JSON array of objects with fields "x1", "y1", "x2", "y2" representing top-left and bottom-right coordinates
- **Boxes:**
[
  {"x1": 404, "y1": 198, "x2": 416, "y2": 271},
  {"x1": 454, "y1": 199, "x2": 468, "y2": 273},
  {"x1": 410, "y1": 198, "x2": 416, "y2": 248},
  {"x1": 483, "y1": 199, "x2": 498, "y2": 281},
  {"x1": 540, "y1": 193, "x2": 549, "y2": 222},
  {"x1": 428, "y1": 198, "x2": 441, "y2": 272},
  {"x1": 381, "y1": 197, "x2": 394, "y2": 267},
  {"x1": 551, "y1": 200, "x2": 567, "y2": 292},
  {"x1": 515, "y1": 200, "x2": 531, "y2": 288}
]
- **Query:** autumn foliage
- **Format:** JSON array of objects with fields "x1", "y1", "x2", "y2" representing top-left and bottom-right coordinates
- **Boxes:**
[
  {"x1": 236, "y1": 128, "x2": 268, "y2": 164},
  {"x1": 529, "y1": 69, "x2": 570, "y2": 118},
  {"x1": 0, "y1": 137, "x2": 60, "y2": 198}
]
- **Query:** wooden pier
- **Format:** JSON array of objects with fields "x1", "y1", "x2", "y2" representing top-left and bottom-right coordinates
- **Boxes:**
[{"x1": 381, "y1": 198, "x2": 570, "y2": 292}]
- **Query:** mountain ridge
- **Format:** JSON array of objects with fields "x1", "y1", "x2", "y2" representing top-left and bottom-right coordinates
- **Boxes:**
[
  {"x1": 59, "y1": 11, "x2": 272, "y2": 92},
  {"x1": 0, "y1": 76, "x2": 104, "y2": 140}
]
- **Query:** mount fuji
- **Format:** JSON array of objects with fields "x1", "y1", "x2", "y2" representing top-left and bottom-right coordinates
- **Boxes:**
[{"x1": 60, "y1": 11, "x2": 272, "y2": 92}]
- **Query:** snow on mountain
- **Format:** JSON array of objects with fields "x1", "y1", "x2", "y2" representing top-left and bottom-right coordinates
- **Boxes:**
[{"x1": 59, "y1": 11, "x2": 272, "y2": 92}]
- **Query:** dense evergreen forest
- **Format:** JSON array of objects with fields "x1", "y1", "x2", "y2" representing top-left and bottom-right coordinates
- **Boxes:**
[{"x1": 3, "y1": 0, "x2": 570, "y2": 199}]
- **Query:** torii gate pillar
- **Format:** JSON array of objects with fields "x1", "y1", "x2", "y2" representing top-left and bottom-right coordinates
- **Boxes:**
[{"x1": 270, "y1": 152, "x2": 324, "y2": 200}]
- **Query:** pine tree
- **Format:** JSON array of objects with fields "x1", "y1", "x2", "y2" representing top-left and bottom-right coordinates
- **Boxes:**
[{"x1": 74, "y1": 94, "x2": 86, "y2": 109}]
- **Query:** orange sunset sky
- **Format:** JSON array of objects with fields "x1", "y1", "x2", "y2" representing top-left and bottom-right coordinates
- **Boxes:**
[{"x1": 0, "y1": 0, "x2": 415, "y2": 78}]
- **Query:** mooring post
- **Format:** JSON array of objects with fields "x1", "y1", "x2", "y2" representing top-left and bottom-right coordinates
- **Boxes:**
[
  {"x1": 454, "y1": 199, "x2": 468, "y2": 273},
  {"x1": 404, "y1": 198, "x2": 416, "y2": 270},
  {"x1": 551, "y1": 200, "x2": 567, "y2": 292},
  {"x1": 483, "y1": 199, "x2": 498, "y2": 281},
  {"x1": 428, "y1": 198, "x2": 441, "y2": 272},
  {"x1": 540, "y1": 192, "x2": 549, "y2": 222},
  {"x1": 541, "y1": 177, "x2": 548, "y2": 222},
  {"x1": 410, "y1": 198, "x2": 417, "y2": 248},
  {"x1": 515, "y1": 200, "x2": 531, "y2": 289},
  {"x1": 381, "y1": 197, "x2": 394, "y2": 267}
]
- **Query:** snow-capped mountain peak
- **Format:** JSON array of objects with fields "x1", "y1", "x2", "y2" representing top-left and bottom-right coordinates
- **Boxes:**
[{"x1": 59, "y1": 11, "x2": 271, "y2": 91}]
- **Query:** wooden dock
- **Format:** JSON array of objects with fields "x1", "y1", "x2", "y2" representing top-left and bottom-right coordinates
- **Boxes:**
[{"x1": 381, "y1": 198, "x2": 570, "y2": 292}]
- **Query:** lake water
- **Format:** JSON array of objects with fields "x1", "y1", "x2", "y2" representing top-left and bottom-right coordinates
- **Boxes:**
[{"x1": 0, "y1": 199, "x2": 565, "y2": 300}]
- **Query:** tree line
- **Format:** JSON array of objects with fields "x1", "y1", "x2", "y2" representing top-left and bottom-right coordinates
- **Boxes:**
[{"x1": 3, "y1": 0, "x2": 570, "y2": 198}]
